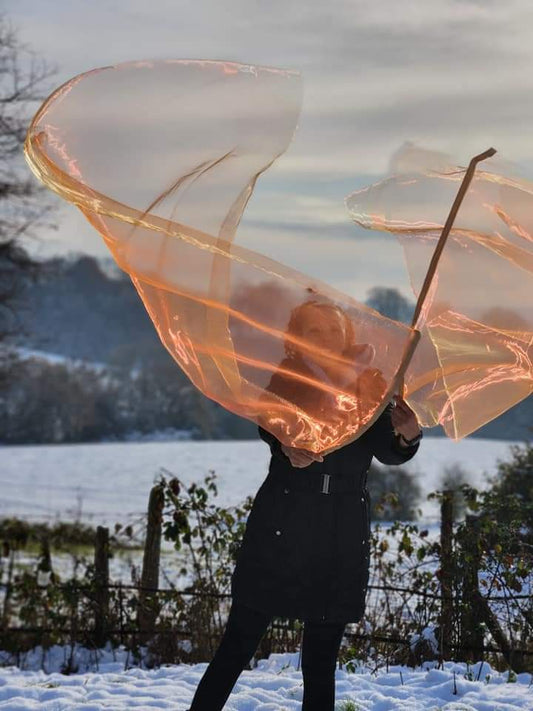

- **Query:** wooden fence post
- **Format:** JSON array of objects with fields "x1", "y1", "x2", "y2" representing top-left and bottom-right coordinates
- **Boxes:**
[
  {"x1": 94, "y1": 525, "x2": 110, "y2": 647},
  {"x1": 137, "y1": 483, "x2": 165, "y2": 640},
  {"x1": 459, "y1": 515, "x2": 484, "y2": 662},
  {"x1": 1, "y1": 543, "x2": 16, "y2": 628},
  {"x1": 439, "y1": 489, "x2": 454, "y2": 662}
]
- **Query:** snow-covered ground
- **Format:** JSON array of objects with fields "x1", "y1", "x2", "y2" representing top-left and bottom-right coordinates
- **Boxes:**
[
  {"x1": 0, "y1": 437, "x2": 520, "y2": 526},
  {"x1": 0, "y1": 647, "x2": 532, "y2": 710}
]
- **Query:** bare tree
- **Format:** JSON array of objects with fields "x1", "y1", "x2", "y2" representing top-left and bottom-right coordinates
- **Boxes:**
[{"x1": 0, "y1": 14, "x2": 56, "y2": 340}]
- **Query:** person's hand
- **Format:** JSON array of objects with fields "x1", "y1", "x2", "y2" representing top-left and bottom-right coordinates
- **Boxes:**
[
  {"x1": 281, "y1": 444, "x2": 324, "y2": 468},
  {"x1": 391, "y1": 395, "x2": 421, "y2": 441}
]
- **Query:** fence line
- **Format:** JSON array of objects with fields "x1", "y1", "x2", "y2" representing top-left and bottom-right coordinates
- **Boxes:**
[
  {"x1": 2, "y1": 483, "x2": 532, "y2": 671},
  {"x1": 0, "y1": 580, "x2": 529, "y2": 602}
]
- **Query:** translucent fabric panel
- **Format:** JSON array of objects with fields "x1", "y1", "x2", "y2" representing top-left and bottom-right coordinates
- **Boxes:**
[
  {"x1": 346, "y1": 144, "x2": 533, "y2": 439},
  {"x1": 25, "y1": 60, "x2": 416, "y2": 453}
]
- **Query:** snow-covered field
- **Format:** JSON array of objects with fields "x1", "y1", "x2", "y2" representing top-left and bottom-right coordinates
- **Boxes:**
[
  {"x1": 1, "y1": 647, "x2": 532, "y2": 710},
  {"x1": 0, "y1": 437, "x2": 520, "y2": 526}
]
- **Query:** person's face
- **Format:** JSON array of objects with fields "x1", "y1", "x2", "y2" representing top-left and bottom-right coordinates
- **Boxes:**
[{"x1": 298, "y1": 306, "x2": 346, "y2": 358}]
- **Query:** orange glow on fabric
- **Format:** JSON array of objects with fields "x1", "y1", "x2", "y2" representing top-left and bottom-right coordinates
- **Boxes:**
[
  {"x1": 346, "y1": 144, "x2": 533, "y2": 439},
  {"x1": 24, "y1": 60, "x2": 532, "y2": 450}
]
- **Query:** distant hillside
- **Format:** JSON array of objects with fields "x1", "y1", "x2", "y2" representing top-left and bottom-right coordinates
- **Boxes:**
[
  {"x1": 11, "y1": 255, "x2": 162, "y2": 366},
  {"x1": 6, "y1": 254, "x2": 532, "y2": 443}
]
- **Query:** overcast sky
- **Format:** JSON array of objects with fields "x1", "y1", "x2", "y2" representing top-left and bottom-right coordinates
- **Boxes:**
[{"x1": 9, "y1": 0, "x2": 533, "y2": 302}]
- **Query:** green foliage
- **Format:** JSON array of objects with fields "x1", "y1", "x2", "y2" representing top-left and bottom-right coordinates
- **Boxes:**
[
  {"x1": 1, "y1": 448, "x2": 532, "y2": 672},
  {"x1": 336, "y1": 700, "x2": 361, "y2": 711},
  {"x1": 348, "y1": 445, "x2": 533, "y2": 672},
  {"x1": 158, "y1": 470, "x2": 258, "y2": 662},
  {"x1": 483, "y1": 441, "x2": 533, "y2": 534},
  {"x1": 0, "y1": 518, "x2": 137, "y2": 552}
]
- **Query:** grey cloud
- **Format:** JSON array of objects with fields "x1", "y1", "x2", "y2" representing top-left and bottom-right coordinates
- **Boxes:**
[{"x1": 10, "y1": 0, "x2": 533, "y2": 298}]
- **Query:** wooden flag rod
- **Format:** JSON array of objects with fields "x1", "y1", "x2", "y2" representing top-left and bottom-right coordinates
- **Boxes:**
[{"x1": 397, "y1": 146, "x2": 497, "y2": 398}]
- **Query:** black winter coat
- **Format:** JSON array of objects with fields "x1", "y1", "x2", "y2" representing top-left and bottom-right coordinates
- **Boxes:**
[{"x1": 230, "y1": 401, "x2": 420, "y2": 623}]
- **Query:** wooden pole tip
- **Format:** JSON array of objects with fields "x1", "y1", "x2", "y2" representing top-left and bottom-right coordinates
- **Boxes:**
[{"x1": 473, "y1": 147, "x2": 497, "y2": 163}]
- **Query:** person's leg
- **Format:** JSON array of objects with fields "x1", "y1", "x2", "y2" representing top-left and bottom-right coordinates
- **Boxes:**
[
  {"x1": 300, "y1": 618, "x2": 346, "y2": 711},
  {"x1": 188, "y1": 600, "x2": 272, "y2": 711}
]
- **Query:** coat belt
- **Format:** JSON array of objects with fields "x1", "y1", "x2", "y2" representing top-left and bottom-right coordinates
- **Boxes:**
[{"x1": 268, "y1": 470, "x2": 365, "y2": 495}]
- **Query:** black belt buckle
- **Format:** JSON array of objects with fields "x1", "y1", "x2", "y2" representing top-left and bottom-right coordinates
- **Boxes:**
[{"x1": 321, "y1": 473, "x2": 331, "y2": 494}]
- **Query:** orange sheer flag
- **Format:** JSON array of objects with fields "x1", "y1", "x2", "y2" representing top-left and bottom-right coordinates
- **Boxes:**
[
  {"x1": 346, "y1": 144, "x2": 533, "y2": 439},
  {"x1": 24, "y1": 60, "x2": 531, "y2": 452}
]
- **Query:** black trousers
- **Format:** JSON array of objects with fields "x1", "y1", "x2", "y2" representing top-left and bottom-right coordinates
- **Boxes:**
[{"x1": 188, "y1": 599, "x2": 346, "y2": 711}]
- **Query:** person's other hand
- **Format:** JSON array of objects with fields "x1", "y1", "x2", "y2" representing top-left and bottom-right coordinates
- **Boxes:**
[
  {"x1": 391, "y1": 395, "x2": 421, "y2": 440},
  {"x1": 281, "y1": 445, "x2": 324, "y2": 468}
]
